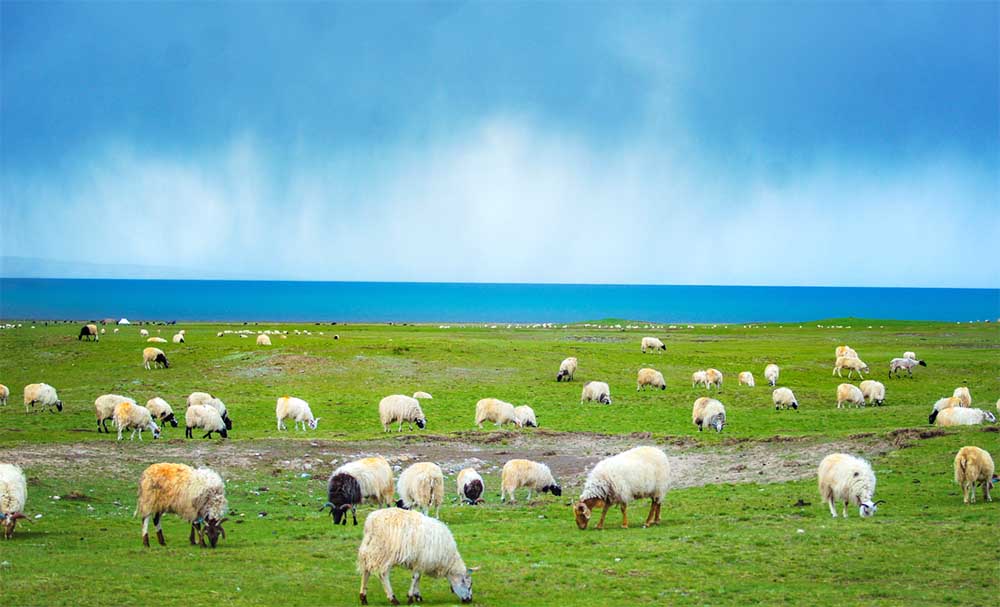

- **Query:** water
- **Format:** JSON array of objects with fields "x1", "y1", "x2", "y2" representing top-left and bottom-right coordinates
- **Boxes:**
[{"x1": 0, "y1": 278, "x2": 997, "y2": 323}]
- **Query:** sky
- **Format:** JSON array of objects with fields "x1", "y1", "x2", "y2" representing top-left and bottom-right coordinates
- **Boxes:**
[{"x1": 1, "y1": 1, "x2": 998, "y2": 288}]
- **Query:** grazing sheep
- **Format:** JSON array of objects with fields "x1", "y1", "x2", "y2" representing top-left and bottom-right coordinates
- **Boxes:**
[
  {"x1": 817, "y1": 454, "x2": 882, "y2": 518},
  {"x1": 738, "y1": 371, "x2": 755, "y2": 387},
  {"x1": 146, "y1": 336, "x2": 167, "y2": 343},
  {"x1": 835, "y1": 345, "x2": 858, "y2": 359},
  {"x1": 889, "y1": 357, "x2": 926, "y2": 378},
  {"x1": 513, "y1": 405, "x2": 537, "y2": 428},
  {"x1": 0, "y1": 464, "x2": 28, "y2": 539},
  {"x1": 139, "y1": 329, "x2": 149, "y2": 337},
  {"x1": 556, "y1": 357, "x2": 578, "y2": 382},
  {"x1": 772, "y1": 387, "x2": 799, "y2": 410},
  {"x1": 704, "y1": 368, "x2": 723, "y2": 391},
  {"x1": 357, "y1": 508, "x2": 477, "y2": 606},
  {"x1": 78, "y1": 323, "x2": 99, "y2": 341},
  {"x1": 935, "y1": 408, "x2": 997, "y2": 427},
  {"x1": 186, "y1": 392, "x2": 232, "y2": 429},
  {"x1": 859, "y1": 380, "x2": 886, "y2": 406},
  {"x1": 691, "y1": 370, "x2": 708, "y2": 388},
  {"x1": 379, "y1": 394, "x2": 427, "y2": 432},
  {"x1": 321, "y1": 456, "x2": 395, "y2": 526},
  {"x1": 23, "y1": 383, "x2": 63, "y2": 413},
  {"x1": 0, "y1": 384, "x2": 8, "y2": 407},
  {"x1": 573, "y1": 446, "x2": 670, "y2": 530},
  {"x1": 764, "y1": 364, "x2": 780, "y2": 386},
  {"x1": 114, "y1": 401, "x2": 161, "y2": 441},
  {"x1": 184, "y1": 405, "x2": 228, "y2": 439},
  {"x1": 94, "y1": 394, "x2": 132, "y2": 433},
  {"x1": 692, "y1": 397, "x2": 726, "y2": 432},
  {"x1": 412, "y1": 391, "x2": 433, "y2": 400},
  {"x1": 641, "y1": 337, "x2": 666, "y2": 353},
  {"x1": 136, "y1": 463, "x2": 228, "y2": 548},
  {"x1": 256, "y1": 334, "x2": 271, "y2": 346},
  {"x1": 276, "y1": 396, "x2": 320, "y2": 431},
  {"x1": 928, "y1": 396, "x2": 965, "y2": 424},
  {"x1": 142, "y1": 347, "x2": 169, "y2": 370},
  {"x1": 456, "y1": 468, "x2": 485, "y2": 505},
  {"x1": 146, "y1": 397, "x2": 179, "y2": 428},
  {"x1": 954, "y1": 447, "x2": 996, "y2": 504},
  {"x1": 836, "y1": 384, "x2": 865, "y2": 409},
  {"x1": 172, "y1": 333, "x2": 185, "y2": 344},
  {"x1": 953, "y1": 386, "x2": 972, "y2": 407},
  {"x1": 396, "y1": 462, "x2": 445, "y2": 518},
  {"x1": 500, "y1": 459, "x2": 561, "y2": 503},
  {"x1": 474, "y1": 398, "x2": 517, "y2": 429},
  {"x1": 216, "y1": 331, "x2": 224, "y2": 337},
  {"x1": 833, "y1": 356, "x2": 869, "y2": 379},
  {"x1": 580, "y1": 381, "x2": 612, "y2": 404},
  {"x1": 636, "y1": 368, "x2": 666, "y2": 391}
]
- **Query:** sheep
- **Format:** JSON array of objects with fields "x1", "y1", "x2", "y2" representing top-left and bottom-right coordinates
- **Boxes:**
[
  {"x1": 216, "y1": 331, "x2": 224, "y2": 337},
  {"x1": 691, "y1": 370, "x2": 708, "y2": 388},
  {"x1": 147, "y1": 336, "x2": 167, "y2": 343},
  {"x1": 764, "y1": 363, "x2": 780, "y2": 386},
  {"x1": 0, "y1": 463, "x2": 28, "y2": 539},
  {"x1": 0, "y1": 384, "x2": 7, "y2": 406},
  {"x1": 928, "y1": 396, "x2": 965, "y2": 424},
  {"x1": 704, "y1": 368, "x2": 723, "y2": 391},
  {"x1": 256, "y1": 334, "x2": 271, "y2": 346},
  {"x1": 573, "y1": 446, "x2": 670, "y2": 530},
  {"x1": 114, "y1": 401, "x2": 161, "y2": 441},
  {"x1": 836, "y1": 384, "x2": 865, "y2": 409},
  {"x1": 184, "y1": 404, "x2": 229, "y2": 439},
  {"x1": 954, "y1": 447, "x2": 996, "y2": 504},
  {"x1": 833, "y1": 356, "x2": 869, "y2": 379},
  {"x1": 692, "y1": 397, "x2": 726, "y2": 432},
  {"x1": 396, "y1": 462, "x2": 445, "y2": 518},
  {"x1": 835, "y1": 345, "x2": 858, "y2": 359},
  {"x1": 276, "y1": 396, "x2": 320, "y2": 431},
  {"x1": 379, "y1": 394, "x2": 427, "y2": 432},
  {"x1": 953, "y1": 386, "x2": 972, "y2": 407},
  {"x1": 321, "y1": 456, "x2": 395, "y2": 526},
  {"x1": 139, "y1": 329, "x2": 149, "y2": 337},
  {"x1": 78, "y1": 323, "x2": 99, "y2": 341},
  {"x1": 412, "y1": 391, "x2": 433, "y2": 400},
  {"x1": 859, "y1": 380, "x2": 886, "y2": 406},
  {"x1": 580, "y1": 381, "x2": 612, "y2": 404},
  {"x1": 817, "y1": 453, "x2": 883, "y2": 518},
  {"x1": 142, "y1": 347, "x2": 169, "y2": 370},
  {"x1": 903, "y1": 351, "x2": 916, "y2": 360},
  {"x1": 500, "y1": 459, "x2": 561, "y2": 503},
  {"x1": 641, "y1": 337, "x2": 666, "y2": 353},
  {"x1": 889, "y1": 357, "x2": 927, "y2": 378},
  {"x1": 934, "y1": 408, "x2": 997, "y2": 427},
  {"x1": 135, "y1": 463, "x2": 228, "y2": 548},
  {"x1": 23, "y1": 383, "x2": 63, "y2": 413},
  {"x1": 636, "y1": 368, "x2": 666, "y2": 391},
  {"x1": 556, "y1": 357, "x2": 578, "y2": 382},
  {"x1": 146, "y1": 397, "x2": 179, "y2": 428},
  {"x1": 357, "y1": 508, "x2": 477, "y2": 606},
  {"x1": 772, "y1": 387, "x2": 799, "y2": 410},
  {"x1": 456, "y1": 468, "x2": 485, "y2": 505},
  {"x1": 186, "y1": 392, "x2": 232, "y2": 429},
  {"x1": 172, "y1": 333, "x2": 185, "y2": 344},
  {"x1": 94, "y1": 394, "x2": 132, "y2": 433},
  {"x1": 474, "y1": 398, "x2": 517, "y2": 428},
  {"x1": 738, "y1": 371, "x2": 755, "y2": 387},
  {"x1": 513, "y1": 405, "x2": 537, "y2": 428}
]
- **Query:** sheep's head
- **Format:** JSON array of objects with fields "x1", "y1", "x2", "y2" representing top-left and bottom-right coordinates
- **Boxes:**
[
  {"x1": 222, "y1": 414, "x2": 233, "y2": 430},
  {"x1": 218, "y1": 428, "x2": 229, "y2": 438},
  {"x1": 415, "y1": 417, "x2": 427, "y2": 429},
  {"x1": 984, "y1": 411, "x2": 997, "y2": 424},
  {"x1": 573, "y1": 501, "x2": 595, "y2": 530},
  {"x1": 1, "y1": 512, "x2": 26, "y2": 539},
  {"x1": 859, "y1": 500, "x2": 884, "y2": 518},
  {"x1": 659, "y1": 344, "x2": 666, "y2": 350},
  {"x1": 448, "y1": 567, "x2": 477, "y2": 604},
  {"x1": 709, "y1": 413, "x2": 725, "y2": 433},
  {"x1": 542, "y1": 484, "x2": 562, "y2": 497},
  {"x1": 599, "y1": 394, "x2": 612, "y2": 405},
  {"x1": 861, "y1": 365, "x2": 870, "y2": 373},
  {"x1": 791, "y1": 401, "x2": 799, "y2": 410},
  {"x1": 203, "y1": 517, "x2": 228, "y2": 547},
  {"x1": 556, "y1": 371, "x2": 567, "y2": 382},
  {"x1": 918, "y1": 360, "x2": 927, "y2": 367},
  {"x1": 307, "y1": 417, "x2": 320, "y2": 430},
  {"x1": 150, "y1": 422, "x2": 161, "y2": 439},
  {"x1": 163, "y1": 413, "x2": 179, "y2": 427},
  {"x1": 55, "y1": 400, "x2": 64, "y2": 412}
]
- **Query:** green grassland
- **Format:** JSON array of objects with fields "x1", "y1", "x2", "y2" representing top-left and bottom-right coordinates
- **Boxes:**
[{"x1": 0, "y1": 320, "x2": 998, "y2": 606}]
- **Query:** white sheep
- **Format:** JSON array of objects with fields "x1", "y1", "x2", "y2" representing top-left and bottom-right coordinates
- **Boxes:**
[
  {"x1": 186, "y1": 392, "x2": 232, "y2": 429},
  {"x1": 23, "y1": 383, "x2": 63, "y2": 413},
  {"x1": 500, "y1": 459, "x2": 562, "y2": 503},
  {"x1": 135, "y1": 463, "x2": 228, "y2": 547},
  {"x1": 580, "y1": 381, "x2": 612, "y2": 404},
  {"x1": 94, "y1": 394, "x2": 131, "y2": 433},
  {"x1": 379, "y1": 394, "x2": 427, "y2": 432},
  {"x1": 172, "y1": 333, "x2": 185, "y2": 344},
  {"x1": 145, "y1": 397, "x2": 179, "y2": 428},
  {"x1": 704, "y1": 368, "x2": 723, "y2": 391},
  {"x1": 928, "y1": 396, "x2": 965, "y2": 424},
  {"x1": 139, "y1": 329, "x2": 149, "y2": 337},
  {"x1": 323, "y1": 456, "x2": 396, "y2": 525},
  {"x1": 147, "y1": 336, "x2": 167, "y2": 343},
  {"x1": 556, "y1": 357, "x2": 578, "y2": 382},
  {"x1": 397, "y1": 462, "x2": 445, "y2": 518},
  {"x1": 636, "y1": 368, "x2": 666, "y2": 391},
  {"x1": 764, "y1": 363, "x2": 780, "y2": 386},
  {"x1": 0, "y1": 463, "x2": 28, "y2": 539},
  {"x1": 935, "y1": 408, "x2": 997, "y2": 427},
  {"x1": 772, "y1": 387, "x2": 799, "y2": 410},
  {"x1": 903, "y1": 351, "x2": 916, "y2": 360},
  {"x1": 412, "y1": 391, "x2": 433, "y2": 400},
  {"x1": 513, "y1": 405, "x2": 537, "y2": 428},
  {"x1": 114, "y1": 401, "x2": 161, "y2": 441},
  {"x1": 474, "y1": 398, "x2": 517, "y2": 428},
  {"x1": 817, "y1": 453, "x2": 883, "y2": 518},
  {"x1": 691, "y1": 370, "x2": 708, "y2": 388},
  {"x1": 954, "y1": 446, "x2": 995, "y2": 504},
  {"x1": 572, "y1": 446, "x2": 670, "y2": 530},
  {"x1": 641, "y1": 336, "x2": 665, "y2": 353},
  {"x1": 859, "y1": 380, "x2": 886, "y2": 406},
  {"x1": 692, "y1": 397, "x2": 726, "y2": 432},
  {"x1": 738, "y1": 371, "x2": 755, "y2": 387},
  {"x1": 889, "y1": 357, "x2": 926, "y2": 378},
  {"x1": 952, "y1": 386, "x2": 972, "y2": 407},
  {"x1": 256, "y1": 334, "x2": 271, "y2": 346},
  {"x1": 456, "y1": 468, "x2": 485, "y2": 505},
  {"x1": 276, "y1": 396, "x2": 319, "y2": 431},
  {"x1": 0, "y1": 384, "x2": 8, "y2": 407},
  {"x1": 357, "y1": 508, "x2": 476, "y2": 605},
  {"x1": 833, "y1": 356, "x2": 869, "y2": 379},
  {"x1": 185, "y1": 404, "x2": 229, "y2": 439},
  {"x1": 142, "y1": 347, "x2": 170, "y2": 370},
  {"x1": 836, "y1": 384, "x2": 865, "y2": 409}
]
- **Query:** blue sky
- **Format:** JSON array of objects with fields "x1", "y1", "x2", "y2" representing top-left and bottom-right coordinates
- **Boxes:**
[{"x1": 2, "y1": 1, "x2": 997, "y2": 287}]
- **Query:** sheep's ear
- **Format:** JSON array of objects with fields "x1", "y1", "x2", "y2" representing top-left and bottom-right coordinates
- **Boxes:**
[{"x1": 467, "y1": 566, "x2": 480, "y2": 572}]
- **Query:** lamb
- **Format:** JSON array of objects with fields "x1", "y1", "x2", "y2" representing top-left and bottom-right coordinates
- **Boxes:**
[
  {"x1": 953, "y1": 386, "x2": 972, "y2": 407},
  {"x1": 78, "y1": 323, "x2": 99, "y2": 341},
  {"x1": 691, "y1": 370, "x2": 708, "y2": 388},
  {"x1": 379, "y1": 394, "x2": 427, "y2": 432},
  {"x1": 692, "y1": 397, "x2": 726, "y2": 432},
  {"x1": 147, "y1": 336, "x2": 167, "y2": 343},
  {"x1": 513, "y1": 405, "x2": 537, "y2": 428},
  {"x1": 114, "y1": 401, "x2": 161, "y2": 441},
  {"x1": 145, "y1": 397, "x2": 179, "y2": 428},
  {"x1": 94, "y1": 394, "x2": 132, "y2": 433},
  {"x1": 833, "y1": 356, "x2": 869, "y2": 379},
  {"x1": 903, "y1": 351, "x2": 917, "y2": 360},
  {"x1": 889, "y1": 357, "x2": 927, "y2": 378},
  {"x1": 474, "y1": 398, "x2": 517, "y2": 429},
  {"x1": 135, "y1": 463, "x2": 228, "y2": 548},
  {"x1": 704, "y1": 368, "x2": 723, "y2": 391},
  {"x1": 357, "y1": 508, "x2": 477, "y2": 605},
  {"x1": 859, "y1": 380, "x2": 886, "y2": 406},
  {"x1": 276, "y1": 396, "x2": 320, "y2": 431},
  {"x1": 0, "y1": 384, "x2": 8, "y2": 406},
  {"x1": 954, "y1": 446, "x2": 996, "y2": 504},
  {"x1": 928, "y1": 396, "x2": 965, "y2": 424},
  {"x1": 256, "y1": 334, "x2": 271, "y2": 346},
  {"x1": 23, "y1": 383, "x2": 63, "y2": 413},
  {"x1": 772, "y1": 387, "x2": 799, "y2": 410},
  {"x1": 321, "y1": 456, "x2": 395, "y2": 526},
  {"x1": 764, "y1": 363, "x2": 780, "y2": 386},
  {"x1": 142, "y1": 347, "x2": 169, "y2": 370},
  {"x1": 836, "y1": 384, "x2": 865, "y2": 409},
  {"x1": 817, "y1": 453, "x2": 882, "y2": 518},
  {"x1": 573, "y1": 446, "x2": 670, "y2": 530},
  {"x1": 500, "y1": 459, "x2": 561, "y2": 503},
  {"x1": 139, "y1": 329, "x2": 149, "y2": 337},
  {"x1": 580, "y1": 381, "x2": 612, "y2": 404},
  {"x1": 641, "y1": 337, "x2": 666, "y2": 353},
  {"x1": 556, "y1": 357, "x2": 578, "y2": 382},
  {"x1": 412, "y1": 391, "x2": 433, "y2": 400},
  {"x1": 738, "y1": 371, "x2": 755, "y2": 387},
  {"x1": 636, "y1": 368, "x2": 666, "y2": 391},
  {"x1": 186, "y1": 392, "x2": 232, "y2": 429},
  {"x1": 835, "y1": 345, "x2": 858, "y2": 359},
  {"x1": 0, "y1": 464, "x2": 28, "y2": 539},
  {"x1": 934, "y1": 407, "x2": 997, "y2": 427},
  {"x1": 396, "y1": 462, "x2": 444, "y2": 518},
  {"x1": 172, "y1": 333, "x2": 185, "y2": 343},
  {"x1": 456, "y1": 468, "x2": 485, "y2": 505},
  {"x1": 184, "y1": 404, "x2": 229, "y2": 439}
]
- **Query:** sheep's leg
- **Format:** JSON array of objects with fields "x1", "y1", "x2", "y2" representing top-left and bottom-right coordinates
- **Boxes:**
[
  {"x1": 842, "y1": 502, "x2": 849, "y2": 517},
  {"x1": 117, "y1": 426, "x2": 124, "y2": 440},
  {"x1": 985, "y1": 482, "x2": 992, "y2": 503},
  {"x1": 827, "y1": 498, "x2": 837, "y2": 518},
  {"x1": 360, "y1": 570, "x2": 370, "y2": 605},
  {"x1": 595, "y1": 503, "x2": 611, "y2": 530},
  {"x1": 154, "y1": 513, "x2": 165, "y2": 545},
  {"x1": 277, "y1": 419, "x2": 283, "y2": 431},
  {"x1": 352, "y1": 506, "x2": 358, "y2": 526},
  {"x1": 525, "y1": 489, "x2": 532, "y2": 501},
  {"x1": 142, "y1": 515, "x2": 151, "y2": 547},
  {"x1": 185, "y1": 426, "x2": 192, "y2": 438},
  {"x1": 643, "y1": 500, "x2": 657, "y2": 527},
  {"x1": 620, "y1": 503, "x2": 629, "y2": 529},
  {"x1": 407, "y1": 571, "x2": 422, "y2": 604},
  {"x1": 969, "y1": 483, "x2": 976, "y2": 504},
  {"x1": 189, "y1": 523, "x2": 199, "y2": 545},
  {"x1": 378, "y1": 571, "x2": 398, "y2": 605},
  {"x1": 97, "y1": 419, "x2": 103, "y2": 433},
  {"x1": 654, "y1": 500, "x2": 662, "y2": 523}
]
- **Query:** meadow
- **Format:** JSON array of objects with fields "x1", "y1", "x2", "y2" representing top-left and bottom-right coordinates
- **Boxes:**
[{"x1": 0, "y1": 319, "x2": 997, "y2": 606}]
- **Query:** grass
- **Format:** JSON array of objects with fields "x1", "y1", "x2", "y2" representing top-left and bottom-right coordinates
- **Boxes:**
[{"x1": 0, "y1": 320, "x2": 998, "y2": 606}]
